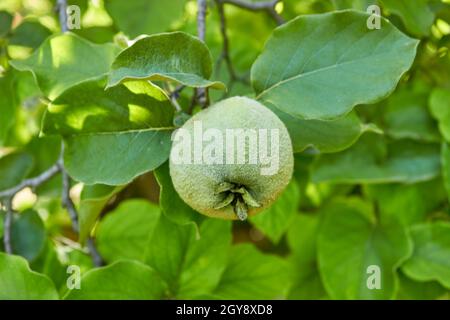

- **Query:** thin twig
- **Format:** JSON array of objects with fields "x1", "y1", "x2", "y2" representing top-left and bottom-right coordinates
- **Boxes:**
[
  {"x1": 215, "y1": 0, "x2": 250, "y2": 86},
  {"x1": 168, "y1": 85, "x2": 184, "y2": 112},
  {"x1": 216, "y1": 1, "x2": 237, "y2": 80},
  {"x1": 219, "y1": 0, "x2": 284, "y2": 25},
  {"x1": 0, "y1": 163, "x2": 61, "y2": 199},
  {"x1": 3, "y1": 198, "x2": 13, "y2": 254},
  {"x1": 196, "y1": 0, "x2": 209, "y2": 108},
  {"x1": 56, "y1": 0, "x2": 68, "y2": 32},
  {"x1": 59, "y1": 151, "x2": 103, "y2": 267}
]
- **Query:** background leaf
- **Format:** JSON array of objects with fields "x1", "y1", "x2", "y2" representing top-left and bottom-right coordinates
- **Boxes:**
[
  {"x1": 402, "y1": 223, "x2": 450, "y2": 289},
  {"x1": 0, "y1": 253, "x2": 58, "y2": 299},
  {"x1": 212, "y1": 244, "x2": 290, "y2": 300},
  {"x1": 145, "y1": 216, "x2": 231, "y2": 298},
  {"x1": 250, "y1": 180, "x2": 300, "y2": 244},
  {"x1": 105, "y1": 0, "x2": 186, "y2": 38},
  {"x1": 318, "y1": 198, "x2": 412, "y2": 299},
  {"x1": 96, "y1": 200, "x2": 160, "y2": 263},
  {"x1": 64, "y1": 260, "x2": 167, "y2": 300}
]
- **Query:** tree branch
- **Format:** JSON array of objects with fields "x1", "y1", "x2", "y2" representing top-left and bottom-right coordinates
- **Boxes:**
[
  {"x1": 196, "y1": 0, "x2": 209, "y2": 108},
  {"x1": 0, "y1": 163, "x2": 61, "y2": 199},
  {"x1": 219, "y1": 0, "x2": 284, "y2": 25},
  {"x1": 56, "y1": 0, "x2": 68, "y2": 32},
  {"x1": 3, "y1": 198, "x2": 13, "y2": 254},
  {"x1": 215, "y1": 0, "x2": 250, "y2": 86}
]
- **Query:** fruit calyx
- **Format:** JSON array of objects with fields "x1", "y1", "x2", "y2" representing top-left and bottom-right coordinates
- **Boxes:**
[{"x1": 213, "y1": 182, "x2": 261, "y2": 221}]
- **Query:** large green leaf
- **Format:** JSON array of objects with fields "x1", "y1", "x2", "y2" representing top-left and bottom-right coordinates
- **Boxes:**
[
  {"x1": 213, "y1": 244, "x2": 290, "y2": 300},
  {"x1": 10, "y1": 33, "x2": 119, "y2": 100},
  {"x1": 154, "y1": 161, "x2": 200, "y2": 224},
  {"x1": 96, "y1": 200, "x2": 160, "y2": 263},
  {"x1": 11, "y1": 210, "x2": 47, "y2": 262},
  {"x1": 251, "y1": 10, "x2": 418, "y2": 120},
  {"x1": 312, "y1": 134, "x2": 441, "y2": 184},
  {"x1": 318, "y1": 198, "x2": 412, "y2": 299},
  {"x1": 105, "y1": 0, "x2": 186, "y2": 38},
  {"x1": 429, "y1": 88, "x2": 450, "y2": 142},
  {"x1": 43, "y1": 78, "x2": 174, "y2": 136},
  {"x1": 107, "y1": 32, "x2": 225, "y2": 90},
  {"x1": 145, "y1": 216, "x2": 231, "y2": 298},
  {"x1": 250, "y1": 180, "x2": 300, "y2": 244},
  {"x1": 287, "y1": 214, "x2": 328, "y2": 300},
  {"x1": 78, "y1": 184, "x2": 125, "y2": 243},
  {"x1": 402, "y1": 223, "x2": 450, "y2": 289},
  {"x1": 64, "y1": 260, "x2": 167, "y2": 300},
  {"x1": 63, "y1": 129, "x2": 172, "y2": 185},
  {"x1": 41, "y1": 76, "x2": 176, "y2": 185},
  {"x1": 0, "y1": 253, "x2": 58, "y2": 299},
  {"x1": 380, "y1": 0, "x2": 435, "y2": 37}
]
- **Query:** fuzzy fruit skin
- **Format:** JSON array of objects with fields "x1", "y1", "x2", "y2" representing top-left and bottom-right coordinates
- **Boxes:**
[{"x1": 169, "y1": 96, "x2": 294, "y2": 220}]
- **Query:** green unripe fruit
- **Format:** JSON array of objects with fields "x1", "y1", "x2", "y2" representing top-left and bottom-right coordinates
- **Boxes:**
[{"x1": 169, "y1": 96, "x2": 294, "y2": 220}]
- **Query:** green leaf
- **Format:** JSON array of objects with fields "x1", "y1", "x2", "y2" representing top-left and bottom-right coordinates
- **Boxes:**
[
  {"x1": 0, "y1": 72, "x2": 17, "y2": 145},
  {"x1": 105, "y1": 0, "x2": 186, "y2": 38},
  {"x1": 43, "y1": 78, "x2": 174, "y2": 136},
  {"x1": 397, "y1": 273, "x2": 448, "y2": 300},
  {"x1": 78, "y1": 184, "x2": 125, "y2": 243},
  {"x1": 402, "y1": 222, "x2": 450, "y2": 289},
  {"x1": 213, "y1": 244, "x2": 290, "y2": 300},
  {"x1": 41, "y1": 76, "x2": 175, "y2": 186},
  {"x1": 364, "y1": 179, "x2": 446, "y2": 226},
  {"x1": 312, "y1": 133, "x2": 441, "y2": 184},
  {"x1": 64, "y1": 260, "x2": 167, "y2": 300},
  {"x1": 0, "y1": 151, "x2": 33, "y2": 191},
  {"x1": 333, "y1": 0, "x2": 374, "y2": 10},
  {"x1": 0, "y1": 10, "x2": 13, "y2": 37},
  {"x1": 318, "y1": 198, "x2": 412, "y2": 299},
  {"x1": 96, "y1": 200, "x2": 160, "y2": 263},
  {"x1": 287, "y1": 214, "x2": 328, "y2": 300},
  {"x1": 430, "y1": 88, "x2": 450, "y2": 142},
  {"x1": 11, "y1": 209, "x2": 46, "y2": 262},
  {"x1": 380, "y1": 0, "x2": 435, "y2": 37},
  {"x1": 250, "y1": 180, "x2": 300, "y2": 244},
  {"x1": 30, "y1": 240, "x2": 68, "y2": 291},
  {"x1": 267, "y1": 100, "x2": 378, "y2": 153},
  {"x1": 63, "y1": 129, "x2": 172, "y2": 185},
  {"x1": 251, "y1": 10, "x2": 418, "y2": 120},
  {"x1": 10, "y1": 19, "x2": 52, "y2": 49},
  {"x1": 107, "y1": 32, "x2": 225, "y2": 90},
  {"x1": 0, "y1": 252, "x2": 59, "y2": 299},
  {"x1": 10, "y1": 33, "x2": 119, "y2": 100},
  {"x1": 442, "y1": 143, "x2": 450, "y2": 201},
  {"x1": 381, "y1": 88, "x2": 439, "y2": 142},
  {"x1": 145, "y1": 216, "x2": 231, "y2": 298},
  {"x1": 154, "y1": 161, "x2": 200, "y2": 224}
]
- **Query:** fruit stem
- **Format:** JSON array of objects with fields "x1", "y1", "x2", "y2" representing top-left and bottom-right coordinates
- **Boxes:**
[{"x1": 234, "y1": 197, "x2": 248, "y2": 221}]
